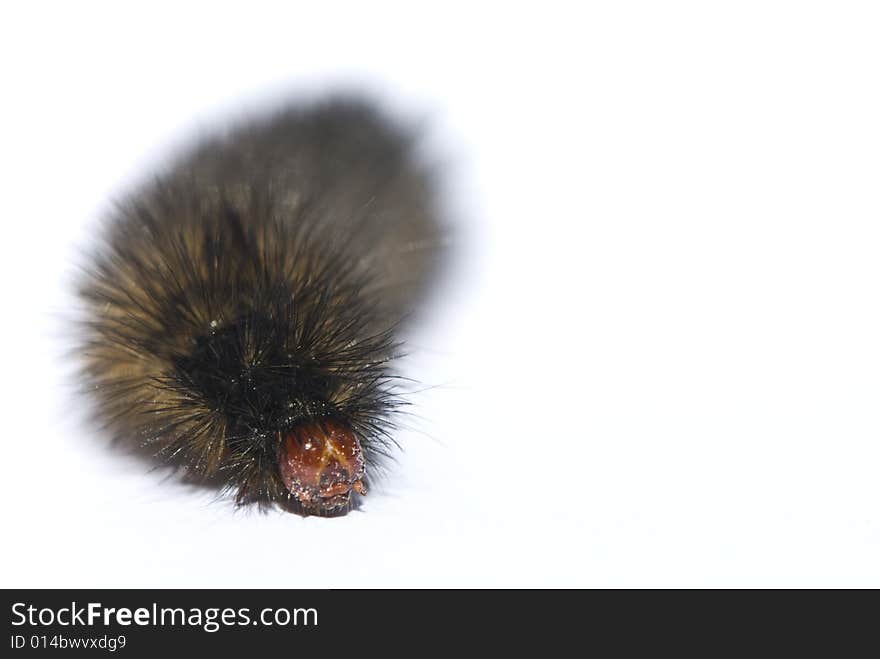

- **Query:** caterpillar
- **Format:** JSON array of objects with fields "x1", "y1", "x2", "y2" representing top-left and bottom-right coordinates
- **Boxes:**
[{"x1": 77, "y1": 96, "x2": 445, "y2": 516}]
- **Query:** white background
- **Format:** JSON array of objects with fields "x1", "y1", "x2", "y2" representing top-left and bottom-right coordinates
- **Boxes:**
[{"x1": 2, "y1": 1, "x2": 879, "y2": 587}]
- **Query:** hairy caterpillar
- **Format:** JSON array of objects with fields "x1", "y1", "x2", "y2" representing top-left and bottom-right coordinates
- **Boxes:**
[{"x1": 77, "y1": 97, "x2": 445, "y2": 516}]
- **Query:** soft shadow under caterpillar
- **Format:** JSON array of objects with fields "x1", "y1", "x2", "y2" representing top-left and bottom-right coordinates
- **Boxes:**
[{"x1": 77, "y1": 97, "x2": 445, "y2": 516}]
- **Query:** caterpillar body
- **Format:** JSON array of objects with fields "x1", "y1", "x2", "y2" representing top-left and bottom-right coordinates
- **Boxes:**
[{"x1": 78, "y1": 98, "x2": 444, "y2": 516}]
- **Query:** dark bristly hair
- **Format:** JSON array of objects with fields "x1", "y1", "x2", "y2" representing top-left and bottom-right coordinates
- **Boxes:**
[{"x1": 77, "y1": 97, "x2": 445, "y2": 516}]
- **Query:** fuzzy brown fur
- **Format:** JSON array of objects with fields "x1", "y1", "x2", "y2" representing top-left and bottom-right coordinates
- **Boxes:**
[{"x1": 77, "y1": 98, "x2": 444, "y2": 515}]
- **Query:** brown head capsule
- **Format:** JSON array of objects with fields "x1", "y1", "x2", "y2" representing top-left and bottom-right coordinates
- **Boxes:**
[{"x1": 278, "y1": 420, "x2": 367, "y2": 514}]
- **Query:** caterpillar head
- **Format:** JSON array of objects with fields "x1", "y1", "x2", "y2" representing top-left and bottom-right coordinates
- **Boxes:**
[{"x1": 279, "y1": 420, "x2": 367, "y2": 514}]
